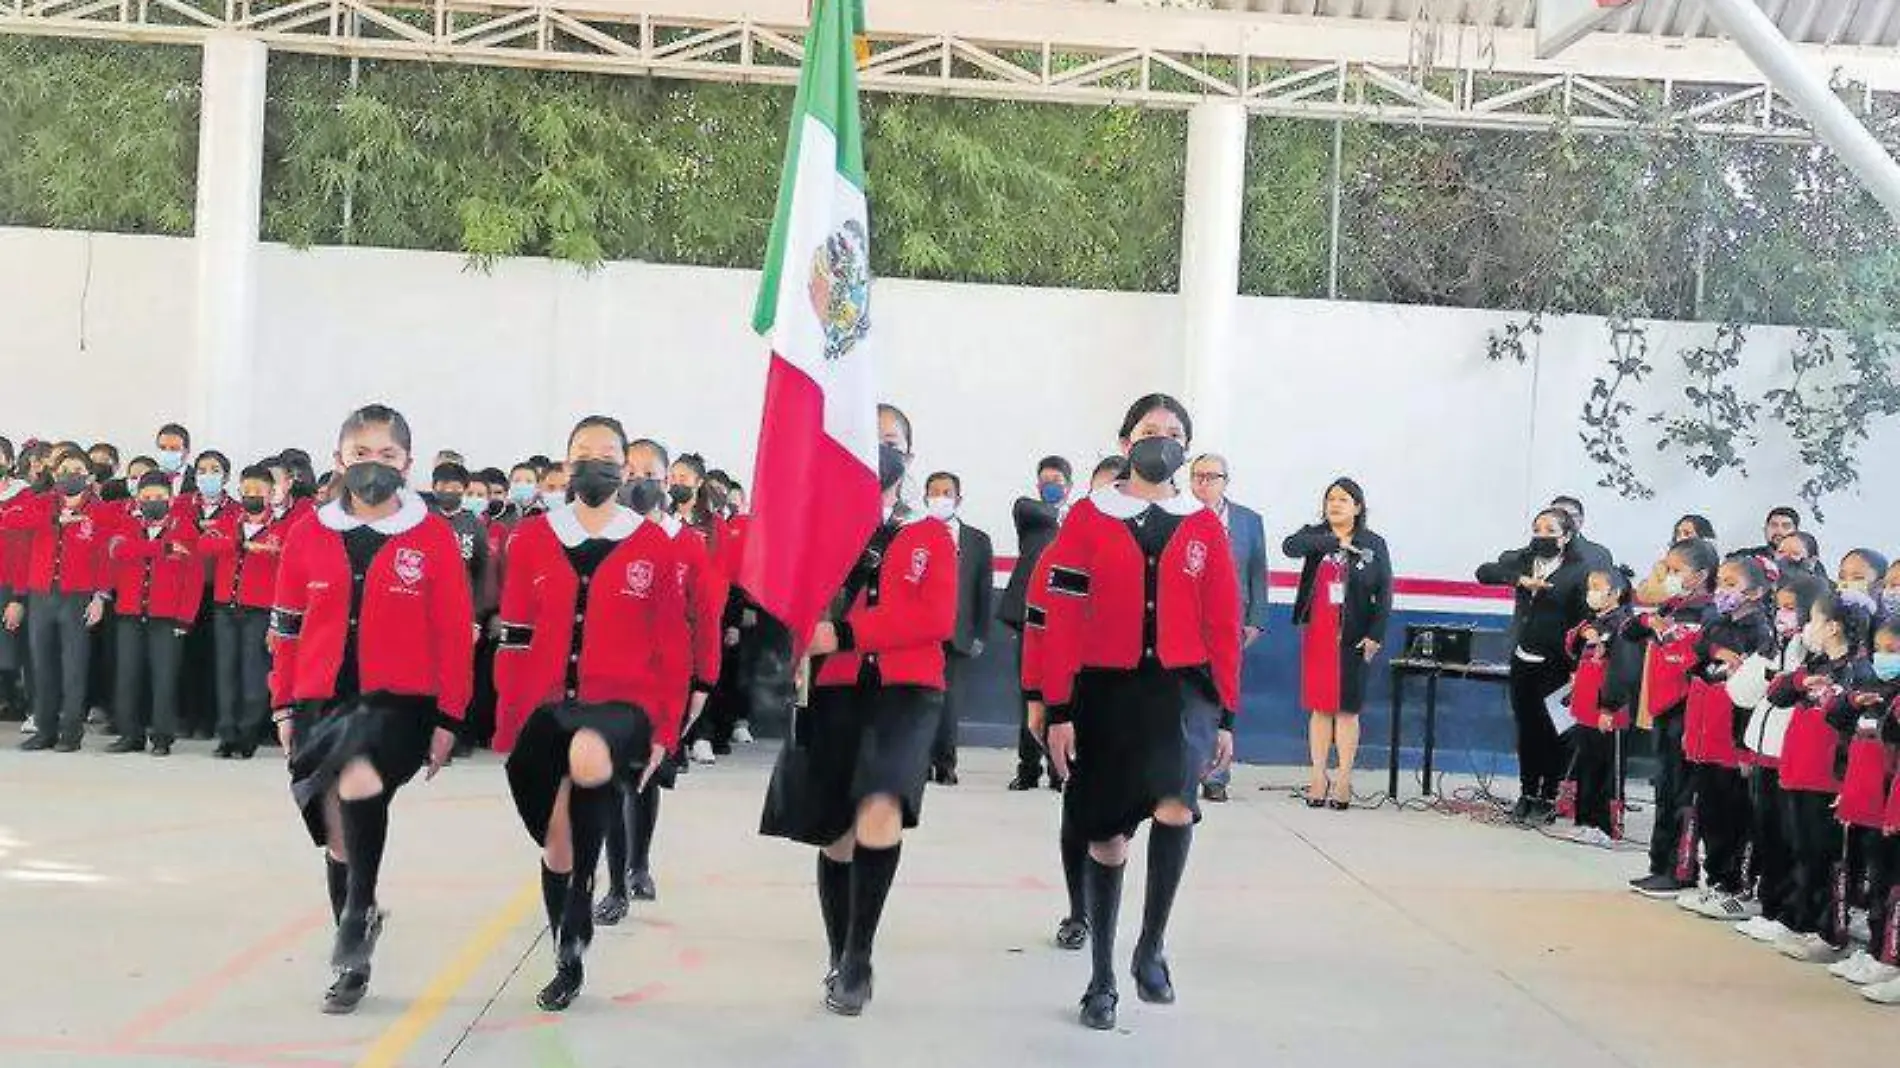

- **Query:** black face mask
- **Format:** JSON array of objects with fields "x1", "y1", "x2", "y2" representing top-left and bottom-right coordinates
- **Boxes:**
[
  {"x1": 878, "y1": 444, "x2": 908, "y2": 493},
  {"x1": 138, "y1": 499, "x2": 171, "y2": 523},
  {"x1": 54, "y1": 474, "x2": 89, "y2": 498},
  {"x1": 569, "y1": 460, "x2": 624, "y2": 508},
  {"x1": 1531, "y1": 536, "x2": 1562, "y2": 558},
  {"x1": 342, "y1": 462, "x2": 404, "y2": 507},
  {"x1": 486, "y1": 499, "x2": 507, "y2": 520},
  {"x1": 624, "y1": 478, "x2": 666, "y2": 515},
  {"x1": 289, "y1": 480, "x2": 316, "y2": 501},
  {"x1": 242, "y1": 495, "x2": 269, "y2": 516},
  {"x1": 1127, "y1": 437, "x2": 1186, "y2": 484},
  {"x1": 668, "y1": 484, "x2": 694, "y2": 508},
  {"x1": 91, "y1": 462, "x2": 115, "y2": 483}
]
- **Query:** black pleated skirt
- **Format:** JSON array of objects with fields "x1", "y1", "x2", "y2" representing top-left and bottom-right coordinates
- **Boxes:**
[
  {"x1": 505, "y1": 700, "x2": 653, "y2": 846},
  {"x1": 759, "y1": 683, "x2": 942, "y2": 848},
  {"x1": 288, "y1": 693, "x2": 437, "y2": 847},
  {"x1": 1063, "y1": 664, "x2": 1221, "y2": 844}
]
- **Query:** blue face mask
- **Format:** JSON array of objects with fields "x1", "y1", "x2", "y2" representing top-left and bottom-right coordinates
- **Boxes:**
[
  {"x1": 156, "y1": 449, "x2": 186, "y2": 474},
  {"x1": 1874, "y1": 652, "x2": 1900, "y2": 682},
  {"x1": 1038, "y1": 482, "x2": 1066, "y2": 506},
  {"x1": 508, "y1": 483, "x2": 536, "y2": 505},
  {"x1": 540, "y1": 490, "x2": 567, "y2": 512},
  {"x1": 196, "y1": 472, "x2": 224, "y2": 499},
  {"x1": 462, "y1": 495, "x2": 486, "y2": 516}
]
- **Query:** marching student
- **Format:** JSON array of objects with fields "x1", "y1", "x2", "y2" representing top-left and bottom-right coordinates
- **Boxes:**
[
  {"x1": 1676, "y1": 555, "x2": 1777, "y2": 921},
  {"x1": 1828, "y1": 615, "x2": 1900, "y2": 989},
  {"x1": 1626, "y1": 538, "x2": 1720, "y2": 899},
  {"x1": 269, "y1": 404, "x2": 474, "y2": 1015},
  {"x1": 1034, "y1": 394, "x2": 1241, "y2": 1031},
  {"x1": 1564, "y1": 567, "x2": 1641, "y2": 846},
  {"x1": 200, "y1": 464, "x2": 293, "y2": 758},
  {"x1": 492, "y1": 417, "x2": 683, "y2": 1012},
  {"x1": 759, "y1": 408, "x2": 958, "y2": 1019},
  {"x1": 104, "y1": 473, "x2": 202, "y2": 756},
  {"x1": 5, "y1": 446, "x2": 121, "y2": 752}
]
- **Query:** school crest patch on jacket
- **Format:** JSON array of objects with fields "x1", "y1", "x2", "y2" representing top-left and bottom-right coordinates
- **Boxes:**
[
  {"x1": 1184, "y1": 540, "x2": 1207, "y2": 578},
  {"x1": 907, "y1": 547, "x2": 930, "y2": 584},
  {"x1": 628, "y1": 560, "x2": 654, "y2": 598},
  {"x1": 394, "y1": 548, "x2": 425, "y2": 586}
]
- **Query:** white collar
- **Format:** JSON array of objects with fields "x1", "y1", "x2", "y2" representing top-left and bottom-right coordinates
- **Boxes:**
[
  {"x1": 0, "y1": 481, "x2": 22, "y2": 503},
  {"x1": 658, "y1": 513, "x2": 684, "y2": 538},
  {"x1": 548, "y1": 502, "x2": 641, "y2": 548},
  {"x1": 1087, "y1": 485, "x2": 1202, "y2": 521},
  {"x1": 318, "y1": 490, "x2": 429, "y2": 535}
]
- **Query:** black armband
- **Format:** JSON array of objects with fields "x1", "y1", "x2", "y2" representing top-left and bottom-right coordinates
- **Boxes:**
[
  {"x1": 269, "y1": 607, "x2": 304, "y2": 639},
  {"x1": 496, "y1": 621, "x2": 535, "y2": 649}
]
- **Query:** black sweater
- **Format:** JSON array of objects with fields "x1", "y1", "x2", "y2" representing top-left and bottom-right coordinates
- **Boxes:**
[
  {"x1": 1283, "y1": 524, "x2": 1392, "y2": 650},
  {"x1": 1476, "y1": 543, "x2": 1592, "y2": 661},
  {"x1": 1693, "y1": 603, "x2": 1777, "y2": 684}
]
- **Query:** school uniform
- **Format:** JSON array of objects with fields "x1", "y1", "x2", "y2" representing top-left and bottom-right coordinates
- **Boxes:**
[
  {"x1": 1002, "y1": 497, "x2": 1064, "y2": 786},
  {"x1": 934, "y1": 516, "x2": 993, "y2": 780},
  {"x1": 1681, "y1": 605, "x2": 1776, "y2": 900},
  {"x1": 106, "y1": 512, "x2": 203, "y2": 749},
  {"x1": 465, "y1": 515, "x2": 509, "y2": 750},
  {"x1": 3, "y1": 492, "x2": 125, "y2": 746},
  {"x1": 1565, "y1": 608, "x2": 1642, "y2": 836},
  {"x1": 1284, "y1": 523, "x2": 1393, "y2": 717},
  {"x1": 1477, "y1": 543, "x2": 1592, "y2": 807},
  {"x1": 1734, "y1": 632, "x2": 1807, "y2": 929},
  {"x1": 200, "y1": 507, "x2": 293, "y2": 753},
  {"x1": 178, "y1": 494, "x2": 241, "y2": 739},
  {"x1": 0, "y1": 480, "x2": 31, "y2": 717},
  {"x1": 1836, "y1": 676, "x2": 1900, "y2": 964},
  {"x1": 1625, "y1": 594, "x2": 1718, "y2": 883},
  {"x1": 1766, "y1": 653, "x2": 1871, "y2": 943}
]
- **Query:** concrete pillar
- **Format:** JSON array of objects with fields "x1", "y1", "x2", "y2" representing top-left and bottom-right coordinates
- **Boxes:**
[
  {"x1": 192, "y1": 36, "x2": 269, "y2": 462},
  {"x1": 1178, "y1": 101, "x2": 1247, "y2": 453}
]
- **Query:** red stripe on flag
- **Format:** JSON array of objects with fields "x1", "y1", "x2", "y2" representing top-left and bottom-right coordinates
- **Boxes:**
[{"x1": 738, "y1": 355, "x2": 881, "y2": 653}]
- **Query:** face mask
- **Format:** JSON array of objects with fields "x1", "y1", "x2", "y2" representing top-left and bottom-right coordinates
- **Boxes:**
[
  {"x1": 156, "y1": 449, "x2": 185, "y2": 474},
  {"x1": 1713, "y1": 588, "x2": 1746, "y2": 614},
  {"x1": 1883, "y1": 589, "x2": 1900, "y2": 617},
  {"x1": 878, "y1": 444, "x2": 908, "y2": 494},
  {"x1": 624, "y1": 478, "x2": 666, "y2": 516},
  {"x1": 1840, "y1": 579, "x2": 1870, "y2": 595},
  {"x1": 1873, "y1": 652, "x2": 1900, "y2": 682},
  {"x1": 342, "y1": 462, "x2": 404, "y2": 507},
  {"x1": 241, "y1": 495, "x2": 269, "y2": 516},
  {"x1": 1662, "y1": 573, "x2": 1687, "y2": 599},
  {"x1": 569, "y1": 460, "x2": 623, "y2": 508},
  {"x1": 1803, "y1": 620, "x2": 1831, "y2": 651},
  {"x1": 486, "y1": 499, "x2": 507, "y2": 520},
  {"x1": 1530, "y1": 536, "x2": 1561, "y2": 559},
  {"x1": 540, "y1": 490, "x2": 567, "y2": 512},
  {"x1": 1038, "y1": 481, "x2": 1067, "y2": 506},
  {"x1": 54, "y1": 474, "x2": 88, "y2": 498},
  {"x1": 462, "y1": 495, "x2": 486, "y2": 516},
  {"x1": 668, "y1": 484, "x2": 694, "y2": 508},
  {"x1": 925, "y1": 496, "x2": 957, "y2": 522},
  {"x1": 1775, "y1": 608, "x2": 1800, "y2": 636},
  {"x1": 137, "y1": 499, "x2": 170, "y2": 523},
  {"x1": 508, "y1": 483, "x2": 536, "y2": 506},
  {"x1": 1127, "y1": 436, "x2": 1186, "y2": 484},
  {"x1": 91, "y1": 462, "x2": 114, "y2": 483},
  {"x1": 1586, "y1": 590, "x2": 1611, "y2": 612},
  {"x1": 196, "y1": 472, "x2": 225, "y2": 499}
]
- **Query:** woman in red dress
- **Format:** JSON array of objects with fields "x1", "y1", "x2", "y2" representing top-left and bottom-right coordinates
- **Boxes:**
[{"x1": 1283, "y1": 478, "x2": 1391, "y2": 810}]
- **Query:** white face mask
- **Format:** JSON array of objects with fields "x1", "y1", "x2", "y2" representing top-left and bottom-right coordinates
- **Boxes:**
[
  {"x1": 1803, "y1": 620, "x2": 1831, "y2": 651},
  {"x1": 1661, "y1": 573, "x2": 1687, "y2": 599},
  {"x1": 540, "y1": 490, "x2": 567, "y2": 511},
  {"x1": 924, "y1": 496, "x2": 957, "y2": 522},
  {"x1": 1586, "y1": 590, "x2": 1612, "y2": 612}
]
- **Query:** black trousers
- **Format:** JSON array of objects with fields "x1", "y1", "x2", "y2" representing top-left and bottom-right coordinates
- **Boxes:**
[
  {"x1": 0, "y1": 584, "x2": 24, "y2": 719},
  {"x1": 1508, "y1": 655, "x2": 1570, "y2": 801},
  {"x1": 179, "y1": 594, "x2": 216, "y2": 737},
  {"x1": 1866, "y1": 830, "x2": 1899, "y2": 963},
  {"x1": 1647, "y1": 711, "x2": 1691, "y2": 878},
  {"x1": 86, "y1": 606, "x2": 115, "y2": 719},
  {"x1": 212, "y1": 606, "x2": 271, "y2": 746},
  {"x1": 932, "y1": 651, "x2": 971, "y2": 774},
  {"x1": 1781, "y1": 789, "x2": 1844, "y2": 938},
  {"x1": 114, "y1": 616, "x2": 184, "y2": 744},
  {"x1": 467, "y1": 616, "x2": 499, "y2": 747},
  {"x1": 27, "y1": 592, "x2": 93, "y2": 742},
  {"x1": 1572, "y1": 727, "x2": 1619, "y2": 835},
  {"x1": 1751, "y1": 767, "x2": 1794, "y2": 925},
  {"x1": 1009, "y1": 630, "x2": 1056, "y2": 783},
  {"x1": 1694, "y1": 764, "x2": 1752, "y2": 894}
]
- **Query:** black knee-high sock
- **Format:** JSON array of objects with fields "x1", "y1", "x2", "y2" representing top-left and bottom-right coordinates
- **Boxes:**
[
  {"x1": 602, "y1": 782, "x2": 632, "y2": 897},
  {"x1": 1138, "y1": 823, "x2": 1192, "y2": 957},
  {"x1": 1084, "y1": 856, "x2": 1125, "y2": 992},
  {"x1": 817, "y1": 853, "x2": 852, "y2": 967},
  {"x1": 562, "y1": 784, "x2": 609, "y2": 951},
  {"x1": 1060, "y1": 815, "x2": 1087, "y2": 922},
  {"x1": 339, "y1": 795, "x2": 390, "y2": 916},
  {"x1": 325, "y1": 855, "x2": 349, "y2": 924},
  {"x1": 844, "y1": 842, "x2": 902, "y2": 964},
  {"x1": 631, "y1": 782, "x2": 660, "y2": 872},
  {"x1": 541, "y1": 860, "x2": 569, "y2": 938}
]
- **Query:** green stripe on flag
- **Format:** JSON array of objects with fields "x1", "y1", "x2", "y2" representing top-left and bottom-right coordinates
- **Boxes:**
[{"x1": 751, "y1": 0, "x2": 867, "y2": 336}]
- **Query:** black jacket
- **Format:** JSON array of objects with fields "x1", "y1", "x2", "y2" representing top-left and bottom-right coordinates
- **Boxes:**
[
  {"x1": 949, "y1": 521, "x2": 994, "y2": 655},
  {"x1": 1476, "y1": 542, "x2": 1592, "y2": 661},
  {"x1": 1693, "y1": 602, "x2": 1776, "y2": 683},
  {"x1": 1283, "y1": 524, "x2": 1392, "y2": 650},
  {"x1": 1573, "y1": 535, "x2": 1615, "y2": 572},
  {"x1": 1568, "y1": 607, "x2": 1646, "y2": 713},
  {"x1": 997, "y1": 497, "x2": 1060, "y2": 629}
]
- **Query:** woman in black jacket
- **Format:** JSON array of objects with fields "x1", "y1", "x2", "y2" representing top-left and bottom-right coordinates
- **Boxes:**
[
  {"x1": 1476, "y1": 507, "x2": 1592, "y2": 825},
  {"x1": 1283, "y1": 478, "x2": 1391, "y2": 810}
]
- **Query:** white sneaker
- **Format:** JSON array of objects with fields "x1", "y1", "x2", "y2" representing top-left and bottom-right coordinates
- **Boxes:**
[
  {"x1": 18, "y1": 719, "x2": 35, "y2": 735},
  {"x1": 1776, "y1": 931, "x2": 1849, "y2": 963},
  {"x1": 1737, "y1": 916, "x2": 1788, "y2": 942},
  {"x1": 1829, "y1": 949, "x2": 1873, "y2": 979},
  {"x1": 732, "y1": 722, "x2": 755, "y2": 745},
  {"x1": 1692, "y1": 893, "x2": 1759, "y2": 922},
  {"x1": 1833, "y1": 951, "x2": 1900, "y2": 986},
  {"x1": 1568, "y1": 826, "x2": 1614, "y2": 848},
  {"x1": 1863, "y1": 973, "x2": 1900, "y2": 1004},
  {"x1": 690, "y1": 739, "x2": 716, "y2": 765},
  {"x1": 1676, "y1": 888, "x2": 1714, "y2": 913}
]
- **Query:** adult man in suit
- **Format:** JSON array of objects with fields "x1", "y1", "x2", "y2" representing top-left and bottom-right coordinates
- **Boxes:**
[
  {"x1": 924, "y1": 472, "x2": 992, "y2": 786},
  {"x1": 999, "y1": 456, "x2": 1073, "y2": 791},
  {"x1": 1190, "y1": 453, "x2": 1267, "y2": 803}
]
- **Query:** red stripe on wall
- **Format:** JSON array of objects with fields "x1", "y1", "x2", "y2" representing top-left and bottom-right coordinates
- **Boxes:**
[{"x1": 989, "y1": 557, "x2": 1513, "y2": 601}]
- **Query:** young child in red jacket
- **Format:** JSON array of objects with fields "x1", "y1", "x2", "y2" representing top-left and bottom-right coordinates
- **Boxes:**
[{"x1": 104, "y1": 472, "x2": 202, "y2": 756}]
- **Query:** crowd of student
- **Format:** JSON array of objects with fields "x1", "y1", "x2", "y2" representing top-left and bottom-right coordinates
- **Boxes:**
[{"x1": 1479, "y1": 504, "x2": 1900, "y2": 1007}]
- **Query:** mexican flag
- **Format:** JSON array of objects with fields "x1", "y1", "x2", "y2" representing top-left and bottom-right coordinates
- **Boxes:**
[{"x1": 739, "y1": 0, "x2": 879, "y2": 656}]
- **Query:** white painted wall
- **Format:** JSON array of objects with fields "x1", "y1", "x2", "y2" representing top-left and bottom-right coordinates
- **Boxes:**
[{"x1": 3, "y1": 225, "x2": 1897, "y2": 580}]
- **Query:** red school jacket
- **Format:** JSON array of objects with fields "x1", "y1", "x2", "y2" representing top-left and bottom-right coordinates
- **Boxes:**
[
  {"x1": 268, "y1": 493, "x2": 475, "y2": 717},
  {"x1": 108, "y1": 516, "x2": 204, "y2": 624},
  {"x1": 199, "y1": 508, "x2": 294, "y2": 610},
  {"x1": 0, "y1": 482, "x2": 33, "y2": 590},
  {"x1": 491, "y1": 506, "x2": 690, "y2": 753},
  {"x1": 662, "y1": 515, "x2": 726, "y2": 695},
  {"x1": 0, "y1": 490, "x2": 127, "y2": 597},
  {"x1": 814, "y1": 515, "x2": 959, "y2": 691},
  {"x1": 1029, "y1": 487, "x2": 1242, "y2": 718}
]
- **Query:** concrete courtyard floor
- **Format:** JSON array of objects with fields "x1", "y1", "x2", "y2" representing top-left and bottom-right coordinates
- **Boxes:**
[{"x1": 1, "y1": 741, "x2": 1894, "y2": 1068}]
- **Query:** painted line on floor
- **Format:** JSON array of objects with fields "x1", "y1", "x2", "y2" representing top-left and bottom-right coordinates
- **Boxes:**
[
  {"x1": 352, "y1": 879, "x2": 539, "y2": 1068},
  {"x1": 113, "y1": 907, "x2": 332, "y2": 1046}
]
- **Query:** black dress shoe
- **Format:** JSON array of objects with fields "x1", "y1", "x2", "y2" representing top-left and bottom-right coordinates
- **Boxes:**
[
  {"x1": 824, "y1": 957, "x2": 874, "y2": 1016},
  {"x1": 1079, "y1": 985, "x2": 1119, "y2": 1030},
  {"x1": 1202, "y1": 782, "x2": 1230, "y2": 803},
  {"x1": 150, "y1": 740, "x2": 173, "y2": 757},
  {"x1": 1132, "y1": 947, "x2": 1176, "y2": 1004},
  {"x1": 321, "y1": 970, "x2": 370, "y2": 1015},
  {"x1": 629, "y1": 870, "x2": 658, "y2": 902},
  {"x1": 1054, "y1": 917, "x2": 1089, "y2": 951},
  {"x1": 1007, "y1": 774, "x2": 1039, "y2": 792},
  {"x1": 933, "y1": 768, "x2": 959, "y2": 786},
  {"x1": 236, "y1": 745, "x2": 256, "y2": 760},
  {"x1": 1508, "y1": 797, "x2": 1535, "y2": 824},
  {"x1": 593, "y1": 892, "x2": 630, "y2": 927},
  {"x1": 53, "y1": 737, "x2": 80, "y2": 753},
  {"x1": 332, "y1": 908, "x2": 386, "y2": 972},
  {"x1": 20, "y1": 733, "x2": 55, "y2": 752},
  {"x1": 536, "y1": 959, "x2": 584, "y2": 1012},
  {"x1": 107, "y1": 736, "x2": 146, "y2": 754},
  {"x1": 213, "y1": 743, "x2": 235, "y2": 759}
]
